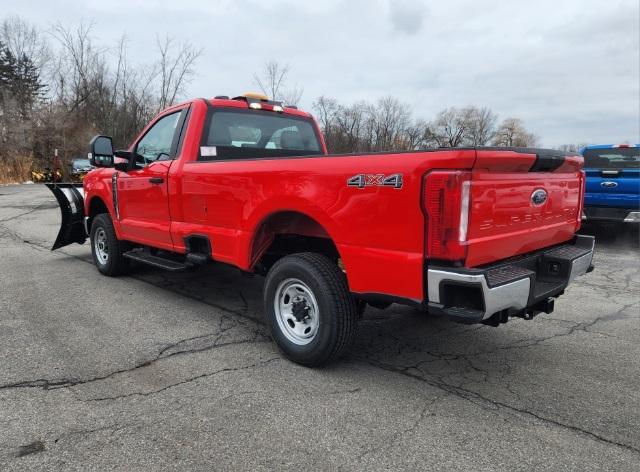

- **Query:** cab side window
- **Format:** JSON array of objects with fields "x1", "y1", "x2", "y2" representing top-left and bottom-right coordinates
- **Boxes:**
[{"x1": 135, "y1": 112, "x2": 182, "y2": 166}]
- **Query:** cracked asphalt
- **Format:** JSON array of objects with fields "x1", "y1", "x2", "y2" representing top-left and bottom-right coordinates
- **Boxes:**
[{"x1": 1, "y1": 184, "x2": 639, "y2": 471}]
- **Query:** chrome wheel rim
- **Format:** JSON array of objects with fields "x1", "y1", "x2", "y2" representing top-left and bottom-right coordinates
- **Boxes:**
[
  {"x1": 274, "y1": 278, "x2": 319, "y2": 345},
  {"x1": 94, "y1": 228, "x2": 109, "y2": 265}
]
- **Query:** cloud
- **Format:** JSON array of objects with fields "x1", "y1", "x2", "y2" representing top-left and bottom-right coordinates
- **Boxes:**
[
  {"x1": 388, "y1": 0, "x2": 427, "y2": 35},
  {"x1": 5, "y1": 0, "x2": 638, "y2": 146}
]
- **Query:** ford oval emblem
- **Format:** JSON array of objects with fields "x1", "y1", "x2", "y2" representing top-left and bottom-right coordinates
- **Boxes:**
[
  {"x1": 531, "y1": 189, "x2": 548, "y2": 206},
  {"x1": 601, "y1": 181, "x2": 618, "y2": 188}
]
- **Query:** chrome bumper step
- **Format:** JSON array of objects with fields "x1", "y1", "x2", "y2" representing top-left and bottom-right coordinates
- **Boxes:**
[{"x1": 426, "y1": 235, "x2": 595, "y2": 323}]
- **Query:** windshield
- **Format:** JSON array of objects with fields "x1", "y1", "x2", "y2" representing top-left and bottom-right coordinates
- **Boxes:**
[
  {"x1": 200, "y1": 108, "x2": 321, "y2": 160},
  {"x1": 583, "y1": 147, "x2": 639, "y2": 169}
]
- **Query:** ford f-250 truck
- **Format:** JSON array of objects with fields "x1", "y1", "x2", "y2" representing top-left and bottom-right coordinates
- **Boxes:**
[
  {"x1": 47, "y1": 93, "x2": 595, "y2": 366},
  {"x1": 580, "y1": 144, "x2": 640, "y2": 224}
]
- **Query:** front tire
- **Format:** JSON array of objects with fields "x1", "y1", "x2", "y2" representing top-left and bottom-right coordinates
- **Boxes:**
[
  {"x1": 90, "y1": 213, "x2": 128, "y2": 276},
  {"x1": 264, "y1": 253, "x2": 358, "y2": 366}
]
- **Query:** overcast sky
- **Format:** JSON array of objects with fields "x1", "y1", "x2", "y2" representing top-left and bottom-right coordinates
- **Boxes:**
[{"x1": 6, "y1": 0, "x2": 640, "y2": 146}]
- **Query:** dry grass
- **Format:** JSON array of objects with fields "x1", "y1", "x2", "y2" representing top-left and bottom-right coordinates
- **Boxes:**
[{"x1": 0, "y1": 155, "x2": 36, "y2": 185}]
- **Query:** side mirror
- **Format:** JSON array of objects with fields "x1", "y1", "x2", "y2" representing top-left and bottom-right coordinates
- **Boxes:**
[
  {"x1": 89, "y1": 135, "x2": 114, "y2": 167},
  {"x1": 113, "y1": 150, "x2": 132, "y2": 171}
]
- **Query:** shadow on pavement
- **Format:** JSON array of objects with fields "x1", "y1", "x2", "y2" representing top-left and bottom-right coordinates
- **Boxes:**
[{"x1": 580, "y1": 222, "x2": 639, "y2": 251}]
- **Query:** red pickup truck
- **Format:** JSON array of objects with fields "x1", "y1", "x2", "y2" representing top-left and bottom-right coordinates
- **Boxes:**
[{"x1": 47, "y1": 93, "x2": 595, "y2": 366}]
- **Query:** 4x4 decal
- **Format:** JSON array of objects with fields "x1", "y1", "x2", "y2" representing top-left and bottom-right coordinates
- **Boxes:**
[{"x1": 347, "y1": 173, "x2": 403, "y2": 189}]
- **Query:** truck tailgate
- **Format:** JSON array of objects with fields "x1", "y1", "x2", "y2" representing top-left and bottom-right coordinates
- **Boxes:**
[
  {"x1": 465, "y1": 149, "x2": 583, "y2": 267},
  {"x1": 585, "y1": 168, "x2": 640, "y2": 208}
]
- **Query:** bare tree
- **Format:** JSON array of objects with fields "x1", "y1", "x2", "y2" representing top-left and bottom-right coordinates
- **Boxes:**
[
  {"x1": 281, "y1": 83, "x2": 304, "y2": 107},
  {"x1": 313, "y1": 95, "x2": 341, "y2": 149},
  {"x1": 47, "y1": 24, "x2": 200, "y2": 156},
  {"x1": 367, "y1": 96, "x2": 413, "y2": 151},
  {"x1": 465, "y1": 106, "x2": 497, "y2": 146},
  {"x1": 557, "y1": 143, "x2": 588, "y2": 152},
  {"x1": 404, "y1": 119, "x2": 430, "y2": 150},
  {"x1": 417, "y1": 106, "x2": 501, "y2": 148},
  {"x1": 492, "y1": 118, "x2": 538, "y2": 147},
  {"x1": 426, "y1": 107, "x2": 472, "y2": 147},
  {"x1": 155, "y1": 35, "x2": 202, "y2": 112},
  {"x1": 0, "y1": 15, "x2": 207, "y2": 183},
  {"x1": 1, "y1": 16, "x2": 50, "y2": 73},
  {"x1": 315, "y1": 100, "x2": 529, "y2": 152},
  {"x1": 313, "y1": 95, "x2": 339, "y2": 132},
  {"x1": 314, "y1": 96, "x2": 420, "y2": 153},
  {"x1": 252, "y1": 60, "x2": 303, "y2": 105},
  {"x1": 108, "y1": 35, "x2": 158, "y2": 146},
  {"x1": 253, "y1": 60, "x2": 287, "y2": 99},
  {"x1": 334, "y1": 101, "x2": 367, "y2": 152},
  {"x1": 50, "y1": 21, "x2": 105, "y2": 113}
]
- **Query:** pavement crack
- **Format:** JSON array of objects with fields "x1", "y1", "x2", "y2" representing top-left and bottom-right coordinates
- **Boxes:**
[
  {"x1": 360, "y1": 358, "x2": 640, "y2": 455},
  {"x1": 344, "y1": 394, "x2": 444, "y2": 469},
  {"x1": 1, "y1": 223, "x2": 269, "y2": 332},
  {"x1": 449, "y1": 300, "x2": 640, "y2": 359},
  {"x1": 14, "y1": 440, "x2": 46, "y2": 458},
  {"x1": 0, "y1": 334, "x2": 271, "y2": 394},
  {"x1": 83, "y1": 357, "x2": 281, "y2": 402},
  {"x1": 328, "y1": 387, "x2": 362, "y2": 395},
  {"x1": 0, "y1": 203, "x2": 48, "y2": 223},
  {"x1": 0, "y1": 377, "x2": 82, "y2": 391}
]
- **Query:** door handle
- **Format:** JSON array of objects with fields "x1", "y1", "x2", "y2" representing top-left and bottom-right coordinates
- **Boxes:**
[{"x1": 149, "y1": 177, "x2": 164, "y2": 184}]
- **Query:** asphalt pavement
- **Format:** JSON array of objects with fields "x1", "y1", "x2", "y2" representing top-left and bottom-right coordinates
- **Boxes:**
[{"x1": 1, "y1": 183, "x2": 639, "y2": 471}]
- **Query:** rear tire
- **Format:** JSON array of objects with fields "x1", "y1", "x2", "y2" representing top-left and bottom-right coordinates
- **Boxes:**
[
  {"x1": 264, "y1": 252, "x2": 358, "y2": 366},
  {"x1": 90, "y1": 213, "x2": 128, "y2": 276}
]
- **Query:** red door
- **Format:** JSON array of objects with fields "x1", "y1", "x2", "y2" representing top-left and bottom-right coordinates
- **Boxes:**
[
  {"x1": 117, "y1": 161, "x2": 173, "y2": 248},
  {"x1": 116, "y1": 108, "x2": 187, "y2": 249}
]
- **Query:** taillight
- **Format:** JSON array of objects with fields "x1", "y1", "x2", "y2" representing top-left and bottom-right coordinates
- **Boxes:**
[
  {"x1": 422, "y1": 171, "x2": 471, "y2": 261},
  {"x1": 577, "y1": 170, "x2": 586, "y2": 230}
]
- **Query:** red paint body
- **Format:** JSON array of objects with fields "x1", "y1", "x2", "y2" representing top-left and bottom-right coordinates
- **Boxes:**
[{"x1": 83, "y1": 99, "x2": 584, "y2": 303}]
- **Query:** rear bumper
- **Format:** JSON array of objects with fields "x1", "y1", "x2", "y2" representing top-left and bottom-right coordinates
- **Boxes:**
[
  {"x1": 425, "y1": 235, "x2": 595, "y2": 323},
  {"x1": 583, "y1": 207, "x2": 640, "y2": 223}
]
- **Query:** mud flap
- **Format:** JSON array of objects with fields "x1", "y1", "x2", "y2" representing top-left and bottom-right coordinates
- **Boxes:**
[{"x1": 45, "y1": 183, "x2": 87, "y2": 250}]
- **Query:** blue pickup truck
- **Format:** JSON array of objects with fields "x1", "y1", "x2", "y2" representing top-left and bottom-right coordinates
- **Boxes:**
[{"x1": 580, "y1": 144, "x2": 640, "y2": 223}]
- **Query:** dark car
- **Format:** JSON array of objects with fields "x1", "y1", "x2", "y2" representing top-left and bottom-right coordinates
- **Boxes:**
[{"x1": 70, "y1": 158, "x2": 95, "y2": 180}]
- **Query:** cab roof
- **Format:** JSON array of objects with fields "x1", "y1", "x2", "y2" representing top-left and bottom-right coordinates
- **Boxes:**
[
  {"x1": 206, "y1": 93, "x2": 312, "y2": 119},
  {"x1": 582, "y1": 144, "x2": 639, "y2": 150},
  {"x1": 580, "y1": 144, "x2": 640, "y2": 155},
  {"x1": 162, "y1": 95, "x2": 313, "y2": 120}
]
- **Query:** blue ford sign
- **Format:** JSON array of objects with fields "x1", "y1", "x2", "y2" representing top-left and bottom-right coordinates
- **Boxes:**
[{"x1": 531, "y1": 189, "x2": 548, "y2": 206}]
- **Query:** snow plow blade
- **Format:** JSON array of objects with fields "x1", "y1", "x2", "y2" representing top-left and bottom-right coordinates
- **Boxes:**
[{"x1": 45, "y1": 183, "x2": 87, "y2": 250}]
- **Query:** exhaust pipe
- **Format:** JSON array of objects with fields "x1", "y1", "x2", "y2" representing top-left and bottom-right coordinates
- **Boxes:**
[{"x1": 45, "y1": 183, "x2": 87, "y2": 250}]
